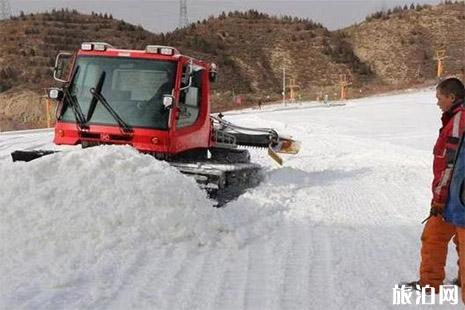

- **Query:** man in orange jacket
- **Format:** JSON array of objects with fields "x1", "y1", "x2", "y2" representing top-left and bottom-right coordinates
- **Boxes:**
[{"x1": 403, "y1": 78, "x2": 465, "y2": 295}]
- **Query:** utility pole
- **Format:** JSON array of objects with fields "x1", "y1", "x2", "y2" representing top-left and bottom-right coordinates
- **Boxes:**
[
  {"x1": 0, "y1": 0, "x2": 12, "y2": 20},
  {"x1": 287, "y1": 78, "x2": 301, "y2": 102},
  {"x1": 415, "y1": 64, "x2": 423, "y2": 80},
  {"x1": 434, "y1": 48, "x2": 448, "y2": 78},
  {"x1": 339, "y1": 71, "x2": 352, "y2": 100},
  {"x1": 282, "y1": 67, "x2": 286, "y2": 105},
  {"x1": 179, "y1": 0, "x2": 188, "y2": 28}
]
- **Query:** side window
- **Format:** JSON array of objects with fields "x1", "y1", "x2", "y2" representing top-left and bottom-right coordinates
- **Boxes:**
[{"x1": 177, "y1": 68, "x2": 203, "y2": 128}]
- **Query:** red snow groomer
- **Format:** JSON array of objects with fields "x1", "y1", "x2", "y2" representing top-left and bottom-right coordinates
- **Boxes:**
[{"x1": 12, "y1": 42, "x2": 300, "y2": 204}]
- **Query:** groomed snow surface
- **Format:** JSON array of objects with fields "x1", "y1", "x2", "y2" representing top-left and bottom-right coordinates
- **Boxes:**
[{"x1": 0, "y1": 89, "x2": 461, "y2": 309}]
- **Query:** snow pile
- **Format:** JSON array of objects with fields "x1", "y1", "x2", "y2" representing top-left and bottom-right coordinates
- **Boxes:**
[
  {"x1": 0, "y1": 145, "x2": 223, "y2": 307},
  {"x1": 0, "y1": 145, "x2": 297, "y2": 308}
]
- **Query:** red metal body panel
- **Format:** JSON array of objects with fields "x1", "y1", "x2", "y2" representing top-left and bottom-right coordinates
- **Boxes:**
[
  {"x1": 54, "y1": 122, "x2": 170, "y2": 153},
  {"x1": 53, "y1": 46, "x2": 214, "y2": 156}
]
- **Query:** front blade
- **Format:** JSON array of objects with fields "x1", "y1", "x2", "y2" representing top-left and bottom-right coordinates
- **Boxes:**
[
  {"x1": 273, "y1": 137, "x2": 301, "y2": 154},
  {"x1": 267, "y1": 137, "x2": 300, "y2": 165},
  {"x1": 11, "y1": 150, "x2": 57, "y2": 162},
  {"x1": 267, "y1": 147, "x2": 283, "y2": 166}
]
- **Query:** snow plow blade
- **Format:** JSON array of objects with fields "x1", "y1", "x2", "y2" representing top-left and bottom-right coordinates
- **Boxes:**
[
  {"x1": 11, "y1": 150, "x2": 58, "y2": 162},
  {"x1": 273, "y1": 136, "x2": 301, "y2": 155},
  {"x1": 265, "y1": 137, "x2": 301, "y2": 166}
]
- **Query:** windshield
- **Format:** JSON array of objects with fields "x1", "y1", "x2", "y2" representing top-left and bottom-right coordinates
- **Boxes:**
[{"x1": 61, "y1": 56, "x2": 177, "y2": 130}]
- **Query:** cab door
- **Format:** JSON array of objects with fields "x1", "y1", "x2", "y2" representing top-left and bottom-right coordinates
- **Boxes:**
[{"x1": 171, "y1": 60, "x2": 211, "y2": 154}]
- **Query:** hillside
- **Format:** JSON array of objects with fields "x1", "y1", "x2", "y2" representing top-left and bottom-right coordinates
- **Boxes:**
[
  {"x1": 0, "y1": 9, "x2": 372, "y2": 113},
  {"x1": 344, "y1": 2, "x2": 465, "y2": 84},
  {"x1": 162, "y1": 11, "x2": 372, "y2": 106},
  {"x1": 0, "y1": 3, "x2": 464, "y2": 131}
]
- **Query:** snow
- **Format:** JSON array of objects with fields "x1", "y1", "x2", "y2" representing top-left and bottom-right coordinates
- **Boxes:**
[{"x1": 0, "y1": 88, "x2": 462, "y2": 309}]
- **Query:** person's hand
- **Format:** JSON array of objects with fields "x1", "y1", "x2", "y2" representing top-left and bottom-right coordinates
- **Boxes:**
[
  {"x1": 430, "y1": 201, "x2": 446, "y2": 216},
  {"x1": 422, "y1": 201, "x2": 446, "y2": 223}
]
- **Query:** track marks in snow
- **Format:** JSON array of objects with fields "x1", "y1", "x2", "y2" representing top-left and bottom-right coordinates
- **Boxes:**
[
  {"x1": 187, "y1": 249, "x2": 229, "y2": 310},
  {"x1": 161, "y1": 248, "x2": 208, "y2": 309},
  {"x1": 278, "y1": 223, "x2": 316, "y2": 310}
]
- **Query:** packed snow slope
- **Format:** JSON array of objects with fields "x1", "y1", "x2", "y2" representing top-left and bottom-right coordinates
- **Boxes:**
[{"x1": 0, "y1": 88, "x2": 461, "y2": 309}]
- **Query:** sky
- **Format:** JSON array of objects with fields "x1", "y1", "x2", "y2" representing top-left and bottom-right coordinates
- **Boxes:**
[{"x1": 9, "y1": 0, "x2": 443, "y2": 33}]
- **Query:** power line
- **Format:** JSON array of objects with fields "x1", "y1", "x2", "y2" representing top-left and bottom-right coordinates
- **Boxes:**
[
  {"x1": 179, "y1": 0, "x2": 188, "y2": 28},
  {"x1": 0, "y1": 0, "x2": 12, "y2": 20}
]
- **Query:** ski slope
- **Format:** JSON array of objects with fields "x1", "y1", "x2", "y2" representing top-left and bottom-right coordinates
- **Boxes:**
[{"x1": 0, "y1": 89, "x2": 461, "y2": 309}]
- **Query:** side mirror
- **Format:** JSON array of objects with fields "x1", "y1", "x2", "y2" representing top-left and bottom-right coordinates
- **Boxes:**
[
  {"x1": 209, "y1": 63, "x2": 218, "y2": 82},
  {"x1": 53, "y1": 52, "x2": 73, "y2": 83},
  {"x1": 181, "y1": 66, "x2": 191, "y2": 85},
  {"x1": 180, "y1": 60, "x2": 194, "y2": 91},
  {"x1": 48, "y1": 88, "x2": 64, "y2": 101},
  {"x1": 163, "y1": 95, "x2": 175, "y2": 109}
]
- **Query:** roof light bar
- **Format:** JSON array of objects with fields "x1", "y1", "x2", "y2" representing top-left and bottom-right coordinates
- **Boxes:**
[
  {"x1": 145, "y1": 46, "x2": 159, "y2": 54},
  {"x1": 94, "y1": 43, "x2": 107, "y2": 51},
  {"x1": 145, "y1": 45, "x2": 179, "y2": 56},
  {"x1": 81, "y1": 43, "x2": 93, "y2": 51},
  {"x1": 81, "y1": 42, "x2": 114, "y2": 52},
  {"x1": 159, "y1": 47, "x2": 174, "y2": 56}
]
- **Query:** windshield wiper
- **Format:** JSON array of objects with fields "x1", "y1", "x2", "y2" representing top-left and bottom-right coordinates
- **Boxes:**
[
  {"x1": 86, "y1": 70, "x2": 105, "y2": 123},
  {"x1": 62, "y1": 66, "x2": 87, "y2": 130},
  {"x1": 88, "y1": 71, "x2": 133, "y2": 135}
]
